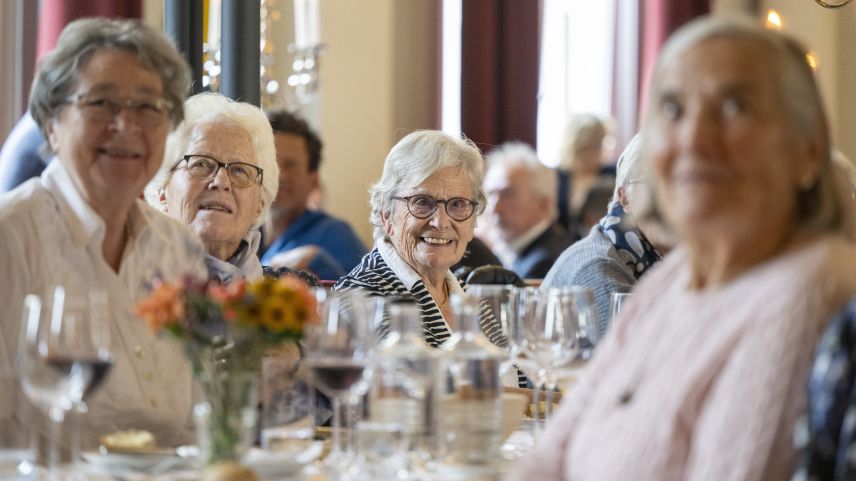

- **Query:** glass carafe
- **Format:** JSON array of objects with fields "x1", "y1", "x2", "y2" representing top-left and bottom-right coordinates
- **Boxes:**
[
  {"x1": 436, "y1": 293, "x2": 504, "y2": 471},
  {"x1": 363, "y1": 296, "x2": 439, "y2": 476}
]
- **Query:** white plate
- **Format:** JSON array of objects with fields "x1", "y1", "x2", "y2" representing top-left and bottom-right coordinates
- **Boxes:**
[
  {"x1": 242, "y1": 441, "x2": 323, "y2": 477},
  {"x1": 82, "y1": 449, "x2": 181, "y2": 472}
]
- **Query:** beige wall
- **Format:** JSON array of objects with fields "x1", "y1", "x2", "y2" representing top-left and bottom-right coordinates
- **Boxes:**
[
  {"x1": 835, "y1": 6, "x2": 856, "y2": 162},
  {"x1": 315, "y1": 0, "x2": 439, "y2": 246},
  {"x1": 753, "y1": 0, "x2": 855, "y2": 160}
]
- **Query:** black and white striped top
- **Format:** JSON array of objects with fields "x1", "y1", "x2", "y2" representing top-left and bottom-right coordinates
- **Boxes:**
[
  {"x1": 334, "y1": 246, "x2": 507, "y2": 348},
  {"x1": 335, "y1": 243, "x2": 528, "y2": 388}
]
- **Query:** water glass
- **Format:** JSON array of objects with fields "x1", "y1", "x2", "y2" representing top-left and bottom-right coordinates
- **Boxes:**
[
  {"x1": 356, "y1": 420, "x2": 405, "y2": 478},
  {"x1": 609, "y1": 292, "x2": 634, "y2": 331},
  {"x1": 260, "y1": 346, "x2": 315, "y2": 455}
]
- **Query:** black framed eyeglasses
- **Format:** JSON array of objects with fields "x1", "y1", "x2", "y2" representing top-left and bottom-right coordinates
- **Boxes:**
[
  {"x1": 172, "y1": 154, "x2": 263, "y2": 188},
  {"x1": 62, "y1": 92, "x2": 172, "y2": 127},
  {"x1": 392, "y1": 194, "x2": 479, "y2": 221}
]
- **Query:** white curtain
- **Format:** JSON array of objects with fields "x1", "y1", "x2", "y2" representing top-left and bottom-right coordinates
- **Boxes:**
[{"x1": 536, "y1": 0, "x2": 640, "y2": 166}]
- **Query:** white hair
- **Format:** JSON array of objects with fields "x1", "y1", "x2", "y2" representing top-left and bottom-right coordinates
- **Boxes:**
[
  {"x1": 609, "y1": 134, "x2": 645, "y2": 209},
  {"x1": 144, "y1": 92, "x2": 278, "y2": 226},
  {"x1": 485, "y1": 141, "x2": 557, "y2": 217},
  {"x1": 639, "y1": 15, "x2": 854, "y2": 238},
  {"x1": 369, "y1": 130, "x2": 486, "y2": 241}
]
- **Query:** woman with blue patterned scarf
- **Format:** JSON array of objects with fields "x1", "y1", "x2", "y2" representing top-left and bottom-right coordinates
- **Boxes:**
[{"x1": 542, "y1": 134, "x2": 669, "y2": 335}]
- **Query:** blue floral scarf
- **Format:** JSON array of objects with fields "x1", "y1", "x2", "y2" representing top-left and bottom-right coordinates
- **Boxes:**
[{"x1": 597, "y1": 202, "x2": 661, "y2": 279}]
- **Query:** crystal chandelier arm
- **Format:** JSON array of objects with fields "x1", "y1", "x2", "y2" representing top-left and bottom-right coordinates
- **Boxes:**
[{"x1": 814, "y1": 0, "x2": 853, "y2": 8}]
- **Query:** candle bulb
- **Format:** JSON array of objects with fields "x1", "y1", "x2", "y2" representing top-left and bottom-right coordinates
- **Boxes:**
[
  {"x1": 294, "y1": 0, "x2": 308, "y2": 48},
  {"x1": 306, "y1": 0, "x2": 319, "y2": 47}
]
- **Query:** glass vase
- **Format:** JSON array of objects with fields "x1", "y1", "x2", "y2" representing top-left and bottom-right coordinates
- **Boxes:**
[{"x1": 194, "y1": 370, "x2": 259, "y2": 465}]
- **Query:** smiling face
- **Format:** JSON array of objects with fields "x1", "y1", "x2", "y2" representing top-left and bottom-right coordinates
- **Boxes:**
[
  {"x1": 46, "y1": 49, "x2": 170, "y2": 206},
  {"x1": 382, "y1": 166, "x2": 476, "y2": 280},
  {"x1": 162, "y1": 121, "x2": 263, "y2": 259},
  {"x1": 646, "y1": 36, "x2": 820, "y2": 247}
]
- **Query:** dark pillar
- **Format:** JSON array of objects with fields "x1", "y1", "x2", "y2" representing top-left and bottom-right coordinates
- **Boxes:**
[
  {"x1": 163, "y1": 0, "x2": 204, "y2": 95},
  {"x1": 220, "y1": 0, "x2": 260, "y2": 106}
]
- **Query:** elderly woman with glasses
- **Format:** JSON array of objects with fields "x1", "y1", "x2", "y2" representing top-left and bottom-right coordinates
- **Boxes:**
[
  {"x1": 335, "y1": 130, "x2": 510, "y2": 351},
  {"x1": 0, "y1": 18, "x2": 207, "y2": 445},
  {"x1": 146, "y1": 92, "x2": 279, "y2": 283}
]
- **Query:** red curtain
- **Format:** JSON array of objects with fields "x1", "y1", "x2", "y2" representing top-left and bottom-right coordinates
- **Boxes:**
[
  {"x1": 637, "y1": 0, "x2": 709, "y2": 121},
  {"x1": 37, "y1": 0, "x2": 142, "y2": 60},
  {"x1": 460, "y1": 0, "x2": 540, "y2": 152}
]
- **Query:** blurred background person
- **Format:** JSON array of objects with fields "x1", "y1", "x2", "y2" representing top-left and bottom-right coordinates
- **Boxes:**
[
  {"x1": 482, "y1": 142, "x2": 571, "y2": 279},
  {"x1": 542, "y1": 134, "x2": 666, "y2": 334},
  {"x1": 146, "y1": 92, "x2": 278, "y2": 284},
  {"x1": 507, "y1": 16, "x2": 856, "y2": 481},
  {"x1": 0, "y1": 113, "x2": 48, "y2": 192},
  {"x1": 0, "y1": 18, "x2": 206, "y2": 445},
  {"x1": 556, "y1": 113, "x2": 615, "y2": 239},
  {"x1": 261, "y1": 109, "x2": 367, "y2": 281}
]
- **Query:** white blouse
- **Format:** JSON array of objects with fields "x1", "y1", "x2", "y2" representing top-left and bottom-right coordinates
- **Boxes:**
[{"x1": 0, "y1": 160, "x2": 207, "y2": 448}]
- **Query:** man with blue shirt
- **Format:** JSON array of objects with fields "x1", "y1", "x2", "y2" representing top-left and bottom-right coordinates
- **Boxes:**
[{"x1": 262, "y1": 110, "x2": 367, "y2": 280}]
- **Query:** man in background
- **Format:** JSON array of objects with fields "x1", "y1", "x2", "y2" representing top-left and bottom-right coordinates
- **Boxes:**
[
  {"x1": 262, "y1": 110, "x2": 367, "y2": 281},
  {"x1": 481, "y1": 142, "x2": 572, "y2": 279}
]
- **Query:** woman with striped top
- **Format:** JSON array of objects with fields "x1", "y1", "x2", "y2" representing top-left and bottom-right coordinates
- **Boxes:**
[{"x1": 334, "y1": 130, "x2": 511, "y2": 360}]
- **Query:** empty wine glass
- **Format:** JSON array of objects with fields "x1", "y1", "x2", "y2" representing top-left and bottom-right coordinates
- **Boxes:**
[
  {"x1": 465, "y1": 285, "x2": 522, "y2": 385},
  {"x1": 519, "y1": 287, "x2": 597, "y2": 419},
  {"x1": 302, "y1": 290, "x2": 376, "y2": 478},
  {"x1": 609, "y1": 292, "x2": 634, "y2": 332},
  {"x1": 17, "y1": 287, "x2": 113, "y2": 477}
]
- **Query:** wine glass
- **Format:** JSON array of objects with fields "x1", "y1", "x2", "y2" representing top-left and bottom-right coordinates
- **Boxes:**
[
  {"x1": 302, "y1": 290, "x2": 376, "y2": 477},
  {"x1": 609, "y1": 292, "x2": 633, "y2": 332},
  {"x1": 17, "y1": 287, "x2": 113, "y2": 475},
  {"x1": 518, "y1": 287, "x2": 595, "y2": 419},
  {"x1": 465, "y1": 285, "x2": 525, "y2": 386}
]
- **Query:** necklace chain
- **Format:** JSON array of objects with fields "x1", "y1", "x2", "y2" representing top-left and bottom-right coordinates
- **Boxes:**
[{"x1": 436, "y1": 282, "x2": 450, "y2": 308}]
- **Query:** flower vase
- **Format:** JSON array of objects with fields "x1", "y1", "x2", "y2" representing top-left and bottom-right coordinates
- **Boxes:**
[{"x1": 194, "y1": 370, "x2": 259, "y2": 465}]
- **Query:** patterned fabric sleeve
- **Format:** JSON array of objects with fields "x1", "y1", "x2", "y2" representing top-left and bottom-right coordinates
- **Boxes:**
[{"x1": 793, "y1": 299, "x2": 856, "y2": 481}]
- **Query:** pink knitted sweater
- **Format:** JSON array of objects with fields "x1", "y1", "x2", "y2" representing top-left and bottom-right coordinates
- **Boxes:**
[{"x1": 506, "y1": 235, "x2": 856, "y2": 481}]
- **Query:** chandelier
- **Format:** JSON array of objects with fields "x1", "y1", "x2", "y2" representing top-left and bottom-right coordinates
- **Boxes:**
[
  {"x1": 202, "y1": 0, "x2": 324, "y2": 109},
  {"x1": 814, "y1": 0, "x2": 853, "y2": 7}
]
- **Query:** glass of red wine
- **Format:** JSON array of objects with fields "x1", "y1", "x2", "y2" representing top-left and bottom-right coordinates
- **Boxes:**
[
  {"x1": 17, "y1": 286, "x2": 113, "y2": 476},
  {"x1": 302, "y1": 290, "x2": 376, "y2": 477}
]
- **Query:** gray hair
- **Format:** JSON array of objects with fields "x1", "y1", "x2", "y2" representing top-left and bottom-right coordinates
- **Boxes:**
[
  {"x1": 609, "y1": 134, "x2": 645, "y2": 209},
  {"x1": 369, "y1": 130, "x2": 486, "y2": 241},
  {"x1": 144, "y1": 92, "x2": 279, "y2": 226},
  {"x1": 639, "y1": 15, "x2": 855, "y2": 239},
  {"x1": 485, "y1": 141, "x2": 557, "y2": 217},
  {"x1": 558, "y1": 113, "x2": 606, "y2": 170},
  {"x1": 29, "y1": 17, "x2": 190, "y2": 150}
]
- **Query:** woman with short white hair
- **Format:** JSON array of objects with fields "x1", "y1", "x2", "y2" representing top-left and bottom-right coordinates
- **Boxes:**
[
  {"x1": 335, "y1": 130, "x2": 512, "y2": 350},
  {"x1": 146, "y1": 92, "x2": 279, "y2": 283}
]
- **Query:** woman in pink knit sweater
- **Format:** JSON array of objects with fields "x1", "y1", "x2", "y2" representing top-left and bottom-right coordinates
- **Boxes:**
[{"x1": 506, "y1": 16, "x2": 856, "y2": 481}]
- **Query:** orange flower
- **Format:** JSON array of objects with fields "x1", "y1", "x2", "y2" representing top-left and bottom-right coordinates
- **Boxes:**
[
  {"x1": 208, "y1": 278, "x2": 246, "y2": 303},
  {"x1": 136, "y1": 281, "x2": 185, "y2": 333}
]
